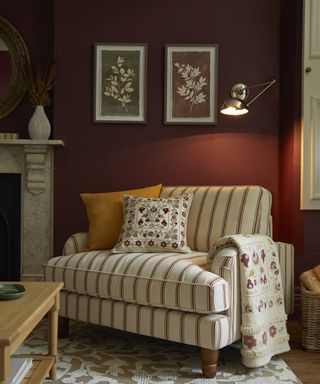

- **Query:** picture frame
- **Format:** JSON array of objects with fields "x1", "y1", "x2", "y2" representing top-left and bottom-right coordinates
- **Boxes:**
[
  {"x1": 94, "y1": 43, "x2": 147, "y2": 123},
  {"x1": 165, "y1": 44, "x2": 218, "y2": 125}
]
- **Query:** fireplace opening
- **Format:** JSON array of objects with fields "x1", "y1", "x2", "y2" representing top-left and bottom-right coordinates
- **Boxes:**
[{"x1": 0, "y1": 173, "x2": 21, "y2": 280}]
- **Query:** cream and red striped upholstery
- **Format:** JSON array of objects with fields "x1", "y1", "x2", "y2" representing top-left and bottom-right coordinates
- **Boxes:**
[
  {"x1": 277, "y1": 242, "x2": 294, "y2": 314},
  {"x1": 50, "y1": 185, "x2": 294, "y2": 352},
  {"x1": 211, "y1": 247, "x2": 241, "y2": 344},
  {"x1": 62, "y1": 232, "x2": 209, "y2": 268},
  {"x1": 63, "y1": 232, "x2": 88, "y2": 256},
  {"x1": 61, "y1": 232, "x2": 294, "y2": 316},
  {"x1": 161, "y1": 186, "x2": 272, "y2": 252},
  {"x1": 59, "y1": 291, "x2": 231, "y2": 350},
  {"x1": 45, "y1": 250, "x2": 228, "y2": 314},
  {"x1": 62, "y1": 186, "x2": 271, "y2": 255}
]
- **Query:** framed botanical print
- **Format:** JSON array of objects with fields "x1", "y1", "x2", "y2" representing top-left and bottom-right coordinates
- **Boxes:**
[
  {"x1": 94, "y1": 43, "x2": 147, "y2": 123},
  {"x1": 165, "y1": 44, "x2": 218, "y2": 125}
]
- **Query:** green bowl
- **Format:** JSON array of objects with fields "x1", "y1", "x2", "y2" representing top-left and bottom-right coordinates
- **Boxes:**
[{"x1": 0, "y1": 284, "x2": 25, "y2": 300}]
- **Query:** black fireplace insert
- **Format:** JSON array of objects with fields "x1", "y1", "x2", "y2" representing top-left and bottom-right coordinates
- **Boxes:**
[{"x1": 0, "y1": 173, "x2": 21, "y2": 280}]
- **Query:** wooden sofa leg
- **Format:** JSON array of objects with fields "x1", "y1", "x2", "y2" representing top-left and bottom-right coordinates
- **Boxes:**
[
  {"x1": 200, "y1": 348, "x2": 219, "y2": 378},
  {"x1": 58, "y1": 316, "x2": 69, "y2": 338}
]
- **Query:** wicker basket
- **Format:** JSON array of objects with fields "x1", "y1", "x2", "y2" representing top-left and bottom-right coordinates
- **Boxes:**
[{"x1": 301, "y1": 284, "x2": 320, "y2": 350}]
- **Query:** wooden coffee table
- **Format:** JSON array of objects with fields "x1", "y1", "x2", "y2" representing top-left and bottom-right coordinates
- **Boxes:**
[{"x1": 0, "y1": 282, "x2": 63, "y2": 384}]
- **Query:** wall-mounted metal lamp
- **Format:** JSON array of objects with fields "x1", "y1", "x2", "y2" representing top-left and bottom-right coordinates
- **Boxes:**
[{"x1": 220, "y1": 79, "x2": 276, "y2": 116}]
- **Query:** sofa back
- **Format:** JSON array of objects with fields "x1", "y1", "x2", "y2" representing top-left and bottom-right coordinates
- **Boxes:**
[{"x1": 161, "y1": 186, "x2": 272, "y2": 252}]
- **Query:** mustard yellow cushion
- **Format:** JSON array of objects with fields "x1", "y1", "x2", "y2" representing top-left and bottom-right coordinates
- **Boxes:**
[{"x1": 81, "y1": 184, "x2": 162, "y2": 250}]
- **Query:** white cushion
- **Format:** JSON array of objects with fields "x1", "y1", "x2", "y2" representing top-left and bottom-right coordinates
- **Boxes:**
[{"x1": 112, "y1": 193, "x2": 193, "y2": 253}]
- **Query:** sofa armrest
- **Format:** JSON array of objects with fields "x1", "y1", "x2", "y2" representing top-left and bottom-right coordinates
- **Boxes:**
[
  {"x1": 276, "y1": 242, "x2": 294, "y2": 315},
  {"x1": 62, "y1": 232, "x2": 88, "y2": 255},
  {"x1": 211, "y1": 247, "x2": 241, "y2": 343}
]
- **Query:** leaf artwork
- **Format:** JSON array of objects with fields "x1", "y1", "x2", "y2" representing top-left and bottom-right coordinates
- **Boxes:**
[
  {"x1": 104, "y1": 56, "x2": 135, "y2": 112},
  {"x1": 174, "y1": 62, "x2": 207, "y2": 111}
]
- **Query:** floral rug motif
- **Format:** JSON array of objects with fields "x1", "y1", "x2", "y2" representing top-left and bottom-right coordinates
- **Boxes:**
[{"x1": 17, "y1": 321, "x2": 302, "y2": 384}]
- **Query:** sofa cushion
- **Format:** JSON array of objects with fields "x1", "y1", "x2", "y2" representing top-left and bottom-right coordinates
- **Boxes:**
[
  {"x1": 112, "y1": 193, "x2": 193, "y2": 254},
  {"x1": 81, "y1": 184, "x2": 162, "y2": 251},
  {"x1": 45, "y1": 251, "x2": 228, "y2": 314}
]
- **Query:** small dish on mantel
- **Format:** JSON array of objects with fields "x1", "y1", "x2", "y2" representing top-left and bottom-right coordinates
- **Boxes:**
[{"x1": 0, "y1": 283, "x2": 25, "y2": 300}]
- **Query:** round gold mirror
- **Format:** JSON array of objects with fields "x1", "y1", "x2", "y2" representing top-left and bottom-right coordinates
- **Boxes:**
[{"x1": 0, "y1": 16, "x2": 30, "y2": 119}]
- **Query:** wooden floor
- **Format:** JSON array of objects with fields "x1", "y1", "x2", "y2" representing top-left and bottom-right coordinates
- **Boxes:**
[{"x1": 282, "y1": 321, "x2": 320, "y2": 384}]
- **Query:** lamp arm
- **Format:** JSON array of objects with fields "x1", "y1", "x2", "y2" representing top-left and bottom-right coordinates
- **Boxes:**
[{"x1": 246, "y1": 79, "x2": 276, "y2": 106}]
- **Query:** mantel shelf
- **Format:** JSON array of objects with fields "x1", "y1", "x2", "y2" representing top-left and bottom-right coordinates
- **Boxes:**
[
  {"x1": 0, "y1": 139, "x2": 64, "y2": 195},
  {"x1": 0, "y1": 139, "x2": 65, "y2": 147}
]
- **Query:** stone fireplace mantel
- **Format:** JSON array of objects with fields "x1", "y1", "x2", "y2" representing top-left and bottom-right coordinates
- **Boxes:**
[
  {"x1": 0, "y1": 139, "x2": 64, "y2": 194},
  {"x1": 0, "y1": 139, "x2": 64, "y2": 280}
]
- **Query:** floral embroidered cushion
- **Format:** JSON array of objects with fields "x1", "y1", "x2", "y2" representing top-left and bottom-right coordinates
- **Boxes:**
[{"x1": 112, "y1": 193, "x2": 194, "y2": 253}]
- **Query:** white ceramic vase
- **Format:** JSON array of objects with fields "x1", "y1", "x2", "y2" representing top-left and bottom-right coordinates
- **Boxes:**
[{"x1": 28, "y1": 105, "x2": 51, "y2": 140}]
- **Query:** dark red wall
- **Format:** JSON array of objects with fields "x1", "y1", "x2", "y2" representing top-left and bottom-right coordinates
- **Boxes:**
[
  {"x1": 5, "y1": 1, "x2": 309, "y2": 279},
  {"x1": 52, "y1": 0, "x2": 281, "y2": 254},
  {"x1": 0, "y1": 0, "x2": 53, "y2": 132}
]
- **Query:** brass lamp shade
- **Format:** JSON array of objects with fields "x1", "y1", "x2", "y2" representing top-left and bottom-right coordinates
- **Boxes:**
[{"x1": 220, "y1": 98, "x2": 248, "y2": 116}]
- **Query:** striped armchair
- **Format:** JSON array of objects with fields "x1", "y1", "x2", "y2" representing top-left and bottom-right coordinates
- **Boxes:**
[{"x1": 45, "y1": 186, "x2": 294, "y2": 378}]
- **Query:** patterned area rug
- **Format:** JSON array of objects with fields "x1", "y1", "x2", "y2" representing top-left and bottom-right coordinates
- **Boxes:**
[{"x1": 18, "y1": 321, "x2": 302, "y2": 384}]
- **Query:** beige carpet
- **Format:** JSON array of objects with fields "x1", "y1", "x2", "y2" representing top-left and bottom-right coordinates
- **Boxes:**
[{"x1": 18, "y1": 320, "x2": 302, "y2": 383}]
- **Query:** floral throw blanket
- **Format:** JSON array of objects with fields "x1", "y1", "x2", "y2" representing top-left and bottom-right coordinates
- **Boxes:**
[{"x1": 209, "y1": 234, "x2": 290, "y2": 368}]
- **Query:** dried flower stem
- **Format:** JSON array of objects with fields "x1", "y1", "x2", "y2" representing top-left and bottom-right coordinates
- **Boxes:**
[{"x1": 22, "y1": 58, "x2": 58, "y2": 106}]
